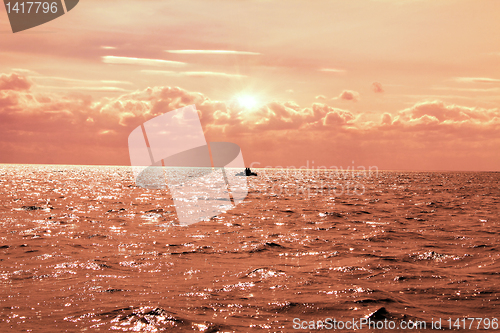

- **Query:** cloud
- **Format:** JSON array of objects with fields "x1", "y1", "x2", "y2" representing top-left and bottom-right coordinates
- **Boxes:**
[
  {"x1": 0, "y1": 73, "x2": 32, "y2": 91},
  {"x1": 184, "y1": 72, "x2": 245, "y2": 78},
  {"x1": 321, "y1": 106, "x2": 356, "y2": 126},
  {"x1": 338, "y1": 90, "x2": 359, "y2": 101},
  {"x1": 0, "y1": 73, "x2": 356, "y2": 151},
  {"x1": 102, "y1": 56, "x2": 186, "y2": 67},
  {"x1": 381, "y1": 113, "x2": 392, "y2": 125},
  {"x1": 1, "y1": 72, "x2": 499, "y2": 170},
  {"x1": 319, "y1": 68, "x2": 346, "y2": 73},
  {"x1": 38, "y1": 86, "x2": 131, "y2": 93},
  {"x1": 391, "y1": 100, "x2": 500, "y2": 125},
  {"x1": 11, "y1": 68, "x2": 38, "y2": 75},
  {"x1": 201, "y1": 100, "x2": 355, "y2": 137},
  {"x1": 315, "y1": 95, "x2": 326, "y2": 100},
  {"x1": 32, "y1": 76, "x2": 133, "y2": 86},
  {"x1": 166, "y1": 50, "x2": 260, "y2": 55},
  {"x1": 372, "y1": 82, "x2": 384, "y2": 93},
  {"x1": 453, "y1": 77, "x2": 500, "y2": 84},
  {"x1": 141, "y1": 70, "x2": 246, "y2": 79},
  {"x1": 28, "y1": 75, "x2": 133, "y2": 93}
]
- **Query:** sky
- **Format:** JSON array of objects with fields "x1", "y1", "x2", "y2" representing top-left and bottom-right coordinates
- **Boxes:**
[{"x1": 0, "y1": 0, "x2": 499, "y2": 170}]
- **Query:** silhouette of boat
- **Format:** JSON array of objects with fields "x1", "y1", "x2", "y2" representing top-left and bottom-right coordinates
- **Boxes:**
[{"x1": 236, "y1": 168, "x2": 257, "y2": 176}]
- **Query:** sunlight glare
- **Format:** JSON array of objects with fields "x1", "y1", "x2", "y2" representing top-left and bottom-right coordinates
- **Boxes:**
[{"x1": 237, "y1": 95, "x2": 258, "y2": 109}]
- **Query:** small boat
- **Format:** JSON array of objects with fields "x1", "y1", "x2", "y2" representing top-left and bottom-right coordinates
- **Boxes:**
[{"x1": 236, "y1": 168, "x2": 258, "y2": 176}]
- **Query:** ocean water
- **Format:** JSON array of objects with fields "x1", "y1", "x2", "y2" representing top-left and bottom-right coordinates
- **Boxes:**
[{"x1": 0, "y1": 164, "x2": 499, "y2": 332}]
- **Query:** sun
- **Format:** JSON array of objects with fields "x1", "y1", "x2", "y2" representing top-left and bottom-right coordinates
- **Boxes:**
[{"x1": 237, "y1": 95, "x2": 258, "y2": 109}]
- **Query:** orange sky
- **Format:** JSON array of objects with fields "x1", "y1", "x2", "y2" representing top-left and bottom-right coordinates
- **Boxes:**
[{"x1": 0, "y1": 0, "x2": 499, "y2": 170}]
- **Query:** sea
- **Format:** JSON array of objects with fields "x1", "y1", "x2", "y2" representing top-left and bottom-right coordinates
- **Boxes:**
[{"x1": 0, "y1": 164, "x2": 499, "y2": 332}]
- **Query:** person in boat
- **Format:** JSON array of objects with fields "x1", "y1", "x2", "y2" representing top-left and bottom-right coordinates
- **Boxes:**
[
  {"x1": 237, "y1": 168, "x2": 258, "y2": 176},
  {"x1": 245, "y1": 167, "x2": 257, "y2": 176}
]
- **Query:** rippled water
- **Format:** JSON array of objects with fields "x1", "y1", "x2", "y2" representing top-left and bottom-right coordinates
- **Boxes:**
[{"x1": 1, "y1": 165, "x2": 499, "y2": 332}]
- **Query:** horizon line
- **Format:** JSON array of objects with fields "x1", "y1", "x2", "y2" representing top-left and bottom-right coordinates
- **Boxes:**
[{"x1": 0, "y1": 163, "x2": 497, "y2": 173}]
